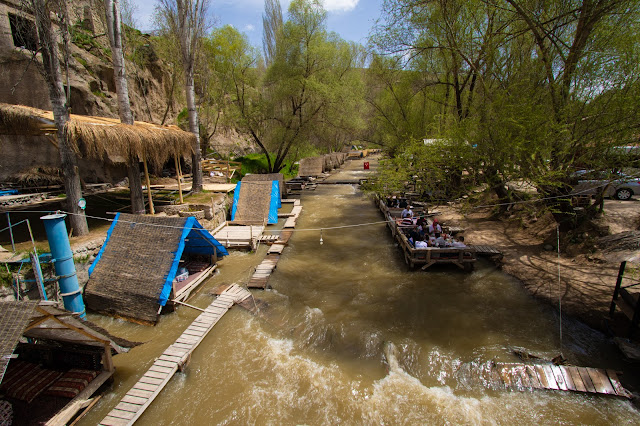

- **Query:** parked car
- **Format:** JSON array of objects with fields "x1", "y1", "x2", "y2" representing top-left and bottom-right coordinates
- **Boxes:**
[{"x1": 571, "y1": 170, "x2": 640, "y2": 200}]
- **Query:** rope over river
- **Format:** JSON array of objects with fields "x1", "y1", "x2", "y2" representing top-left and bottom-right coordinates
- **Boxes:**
[{"x1": 81, "y1": 159, "x2": 638, "y2": 424}]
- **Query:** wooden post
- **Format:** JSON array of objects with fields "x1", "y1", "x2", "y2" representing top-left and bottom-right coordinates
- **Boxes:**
[
  {"x1": 103, "y1": 344, "x2": 114, "y2": 372},
  {"x1": 227, "y1": 160, "x2": 231, "y2": 183},
  {"x1": 610, "y1": 261, "x2": 627, "y2": 317},
  {"x1": 142, "y1": 152, "x2": 155, "y2": 215},
  {"x1": 175, "y1": 155, "x2": 184, "y2": 204}
]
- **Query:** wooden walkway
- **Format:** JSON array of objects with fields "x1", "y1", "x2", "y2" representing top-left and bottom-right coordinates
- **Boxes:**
[
  {"x1": 248, "y1": 254, "x2": 280, "y2": 289},
  {"x1": 469, "y1": 245, "x2": 503, "y2": 258},
  {"x1": 99, "y1": 284, "x2": 252, "y2": 426},
  {"x1": 481, "y1": 362, "x2": 632, "y2": 398},
  {"x1": 247, "y1": 200, "x2": 301, "y2": 289}
]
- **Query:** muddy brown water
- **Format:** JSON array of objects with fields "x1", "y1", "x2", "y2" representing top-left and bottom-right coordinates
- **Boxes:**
[{"x1": 81, "y1": 161, "x2": 638, "y2": 424}]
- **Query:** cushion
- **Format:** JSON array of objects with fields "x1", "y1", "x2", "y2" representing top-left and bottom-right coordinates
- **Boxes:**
[
  {"x1": 0, "y1": 361, "x2": 62, "y2": 403},
  {"x1": 43, "y1": 369, "x2": 99, "y2": 399}
]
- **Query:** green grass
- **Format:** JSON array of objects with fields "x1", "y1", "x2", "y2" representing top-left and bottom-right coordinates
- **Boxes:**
[{"x1": 234, "y1": 153, "x2": 299, "y2": 180}]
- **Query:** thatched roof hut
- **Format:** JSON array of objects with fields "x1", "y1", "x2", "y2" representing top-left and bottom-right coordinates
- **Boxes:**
[
  {"x1": 0, "y1": 103, "x2": 194, "y2": 168},
  {"x1": 230, "y1": 181, "x2": 280, "y2": 225},
  {"x1": 84, "y1": 213, "x2": 228, "y2": 325},
  {"x1": 242, "y1": 173, "x2": 285, "y2": 199},
  {"x1": 0, "y1": 301, "x2": 134, "y2": 424},
  {"x1": 299, "y1": 156, "x2": 324, "y2": 177}
]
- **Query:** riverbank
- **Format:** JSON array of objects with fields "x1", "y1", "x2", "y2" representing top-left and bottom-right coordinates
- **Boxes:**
[{"x1": 434, "y1": 200, "x2": 640, "y2": 336}]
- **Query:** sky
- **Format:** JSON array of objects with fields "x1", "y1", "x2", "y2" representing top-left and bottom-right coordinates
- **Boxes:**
[{"x1": 128, "y1": 0, "x2": 384, "y2": 49}]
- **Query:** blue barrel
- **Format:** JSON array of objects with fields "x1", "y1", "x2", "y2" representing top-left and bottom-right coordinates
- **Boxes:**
[{"x1": 41, "y1": 213, "x2": 86, "y2": 319}]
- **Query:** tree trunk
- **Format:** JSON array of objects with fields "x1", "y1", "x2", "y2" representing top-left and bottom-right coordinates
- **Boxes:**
[
  {"x1": 33, "y1": 0, "x2": 88, "y2": 236},
  {"x1": 105, "y1": 0, "x2": 146, "y2": 214},
  {"x1": 185, "y1": 71, "x2": 203, "y2": 192}
]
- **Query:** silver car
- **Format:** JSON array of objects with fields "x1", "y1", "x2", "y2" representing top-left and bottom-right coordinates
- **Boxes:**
[{"x1": 572, "y1": 170, "x2": 640, "y2": 200}]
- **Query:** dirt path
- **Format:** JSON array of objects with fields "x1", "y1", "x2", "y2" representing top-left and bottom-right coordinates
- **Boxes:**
[{"x1": 432, "y1": 198, "x2": 640, "y2": 333}]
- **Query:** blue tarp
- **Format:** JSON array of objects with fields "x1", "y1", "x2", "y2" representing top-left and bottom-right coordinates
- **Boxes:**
[
  {"x1": 88, "y1": 213, "x2": 228, "y2": 307},
  {"x1": 0, "y1": 189, "x2": 18, "y2": 196},
  {"x1": 230, "y1": 181, "x2": 280, "y2": 224},
  {"x1": 268, "y1": 181, "x2": 280, "y2": 223}
]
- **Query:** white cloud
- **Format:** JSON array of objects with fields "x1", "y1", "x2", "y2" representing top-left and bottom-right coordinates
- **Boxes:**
[
  {"x1": 322, "y1": 0, "x2": 359, "y2": 12},
  {"x1": 245, "y1": 24, "x2": 256, "y2": 31}
]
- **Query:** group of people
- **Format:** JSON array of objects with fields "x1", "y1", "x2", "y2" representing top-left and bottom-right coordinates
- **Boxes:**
[{"x1": 400, "y1": 216, "x2": 467, "y2": 249}]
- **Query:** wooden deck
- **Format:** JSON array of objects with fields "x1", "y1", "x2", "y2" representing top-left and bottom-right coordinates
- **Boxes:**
[
  {"x1": 377, "y1": 198, "x2": 476, "y2": 270},
  {"x1": 480, "y1": 361, "x2": 632, "y2": 399},
  {"x1": 212, "y1": 223, "x2": 264, "y2": 249},
  {"x1": 172, "y1": 265, "x2": 217, "y2": 303},
  {"x1": 99, "y1": 284, "x2": 252, "y2": 426},
  {"x1": 469, "y1": 245, "x2": 504, "y2": 259}
]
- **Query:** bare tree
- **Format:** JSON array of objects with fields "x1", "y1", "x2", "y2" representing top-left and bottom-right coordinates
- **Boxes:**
[
  {"x1": 31, "y1": 0, "x2": 88, "y2": 235},
  {"x1": 157, "y1": 0, "x2": 209, "y2": 192},
  {"x1": 262, "y1": 0, "x2": 282, "y2": 66},
  {"x1": 104, "y1": 0, "x2": 145, "y2": 214}
]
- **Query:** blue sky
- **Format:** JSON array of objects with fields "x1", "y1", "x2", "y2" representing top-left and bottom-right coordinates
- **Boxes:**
[{"x1": 128, "y1": 0, "x2": 384, "y2": 49}]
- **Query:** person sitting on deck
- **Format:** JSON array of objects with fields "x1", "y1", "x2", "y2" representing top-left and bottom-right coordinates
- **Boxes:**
[
  {"x1": 428, "y1": 219, "x2": 442, "y2": 235},
  {"x1": 401, "y1": 205, "x2": 414, "y2": 218},
  {"x1": 415, "y1": 239, "x2": 429, "y2": 248},
  {"x1": 401, "y1": 217, "x2": 414, "y2": 228},
  {"x1": 451, "y1": 236, "x2": 467, "y2": 248},
  {"x1": 416, "y1": 215, "x2": 428, "y2": 228},
  {"x1": 398, "y1": 198, "x2": 408, "y2": 209},
  {"x1": 434, "y1": 232, "x2": 448, "y2": 247}
]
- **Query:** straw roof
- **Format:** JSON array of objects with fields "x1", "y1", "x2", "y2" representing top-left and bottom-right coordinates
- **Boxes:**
[
  {"x1": 0, "y1": 301, "x2": 38, "y2": 384},
  {"x1": 232, "y1": 181, "x2": 274, "y2": 225},
  {"x1": 0, "y1": 301, "x2": 134, "y2": 385},
  {"x1": 0, "y1": 103, "x2": 195, "y2": 168},
  {"x1": 242, "y1": 173, "x2": 284, "y2": 199},
  {"x1": 299, "y1": 156, "x2": 324, "y2": 177},
  {"x1": 84, "y1": 214, "x2": 190, "y2": 324}
]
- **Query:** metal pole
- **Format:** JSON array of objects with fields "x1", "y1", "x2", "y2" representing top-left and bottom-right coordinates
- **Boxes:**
[
  {"x1": 6, "y1": 212, "x2": 15, "y2": 252},
  {"x1": 41, "y1": 213, "x2": 86, "y2": 319}
]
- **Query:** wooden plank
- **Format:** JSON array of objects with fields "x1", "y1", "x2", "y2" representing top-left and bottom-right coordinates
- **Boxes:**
[
  {"x1": 114, "y1": 402, "x2": 141, "y2": 413},
  {"x1": 578, "y1": 367, "x2": 597, "y2": 393},
  {"x1": 121, "y1": 395, "x2": 148, "y2": 405},
  {"x1": 138, "y1": 376, "x2": 164, "y2": 386},
  {"x1": 107, "y1": 409, "x2": 136, "y2": 420},
  {"x1": 144, "y1": 370, "x2": 169, "y2": 380},
  {"x1": 158, "y1": 354, "x2": 182, "y2": 363},
  {"x1": 127, "y1": 388, "x2": 154, "y2": 399},
  {"x1": 535, "y1": 366, "x2": 549, "y2": 388},
  {"x1": 566, "y1": 367, "x2": 587, "y2": 392},
  {"x1": 526, "y1": 366, "x2": 542, "y2": 388},
  {"x1": 182, "y1": 329, "x2": 205, "y2": 337},
  {"x1": 587, "y1": 368, "x2": 615, "y2": 395},
  {"x1": 163, "y1": 348, "x2": 188, "y2": 357},
  {"x1": 550, "y1": 365, "x2": 568, "y2": 391},
  {"x1": 558, "y1": 366, "x2": 576, "y2": 391},
  {"x1": 606, "y1": 370, "x2": 632, "y2": 398},
  {"x1": 153, "y1": 360, "x2": 178, "y2": 369},
  {"x1": 516, "y1": 366, "x2": 531, "y2": 388},
  {"x1": 540, "y1": 365, "x2": 559, "y2": 390},
  {"x1": 100, "y1": 416, "x2": 130, "y2": 426},
  {"x1": 131, "y1": 382, "x2": 158, "y2": 392},
  {"x1": 149, "y1": 365, "x2": 174, "y2": 374}
]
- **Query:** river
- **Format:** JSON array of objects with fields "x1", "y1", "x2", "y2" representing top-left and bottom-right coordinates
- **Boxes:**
[{"x1": 81, "y1": 159, "x2": 638, "y2": 424}]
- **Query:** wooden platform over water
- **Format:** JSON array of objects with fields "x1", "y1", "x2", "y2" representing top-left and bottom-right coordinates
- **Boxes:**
[
  {"x1": 480, "y1": 361, "x2": 632, "y2": 399},
  {"x1": 99, "y1": 284, "x2": 252, "y2": 426},
  {"x1": 212, "y1": 223, "x2": 264, "y2": 249}
]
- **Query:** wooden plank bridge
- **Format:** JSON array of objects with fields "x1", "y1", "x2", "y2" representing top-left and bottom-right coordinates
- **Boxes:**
[
  {"x1": 479, "y1": 361, "x2": 632, "y2": 399},
  {"x1": 99, "y1": 284, "x2": 252, "y2": 426},
  {"x1": 248, "y1": 201, "x2": 301, "y2": 289}
]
